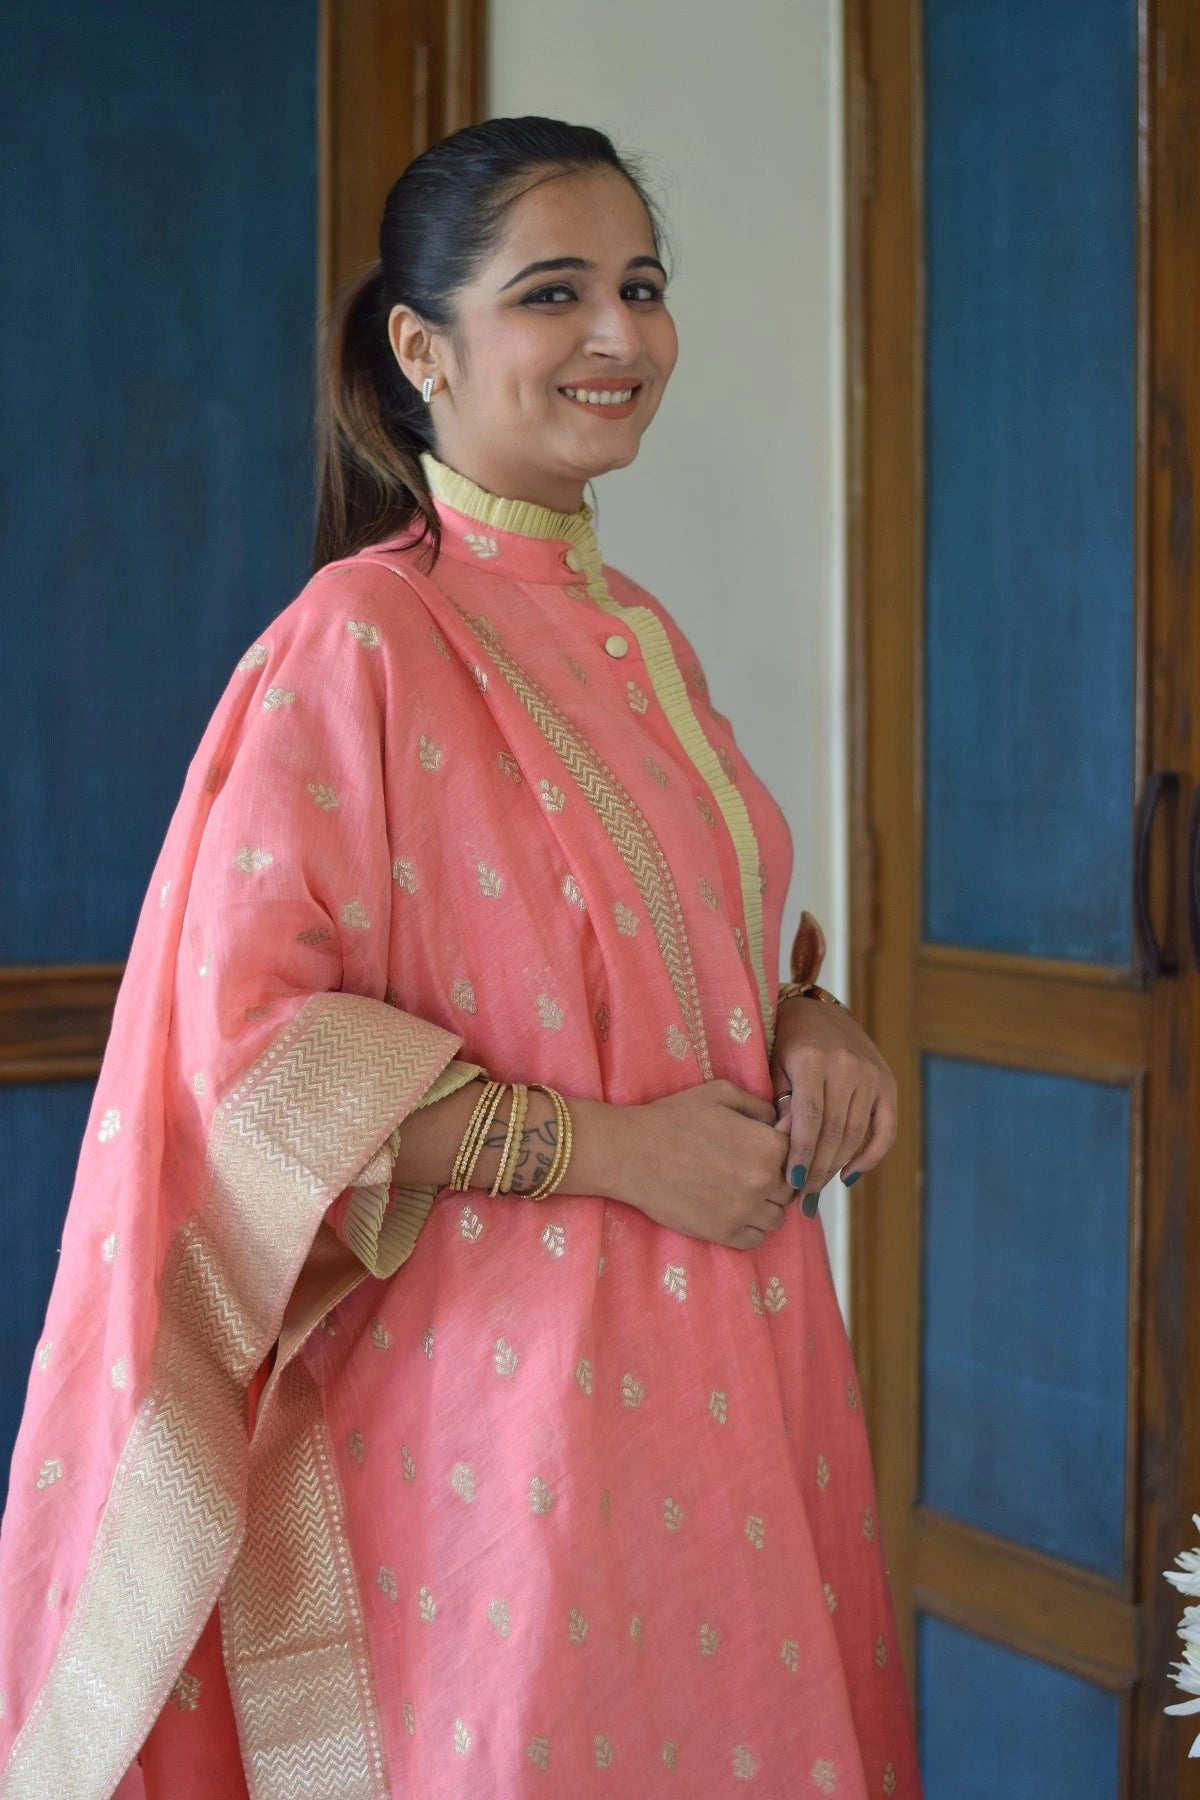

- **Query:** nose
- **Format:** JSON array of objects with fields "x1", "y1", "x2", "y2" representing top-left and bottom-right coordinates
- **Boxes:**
[{"x1": 581, "y1": 291, "x2": 644, "y2": 362}]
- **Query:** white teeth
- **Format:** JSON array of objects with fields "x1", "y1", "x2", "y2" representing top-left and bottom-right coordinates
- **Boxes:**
[{"x1": 562, "y1": 387, "x2": 634, "y2": 406}]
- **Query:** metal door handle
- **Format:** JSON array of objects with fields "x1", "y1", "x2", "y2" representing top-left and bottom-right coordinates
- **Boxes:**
[{"x1": 1134, "y1": 769, "x2": 1179, "y2": 979}]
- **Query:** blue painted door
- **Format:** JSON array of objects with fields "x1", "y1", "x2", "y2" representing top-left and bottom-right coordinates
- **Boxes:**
[{"x1": 0, "y1": 0, "x2": 318, "y2": 1495}]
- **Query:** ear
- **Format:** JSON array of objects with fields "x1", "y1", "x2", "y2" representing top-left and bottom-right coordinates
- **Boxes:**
[{"x1": 387, "y1": 304, "x2": 437, "y2": 392}]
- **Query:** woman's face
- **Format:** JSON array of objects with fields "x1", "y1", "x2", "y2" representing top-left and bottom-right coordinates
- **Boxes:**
[{"x1": 390, "y1": 165, "x2": 678, "y2": 513}]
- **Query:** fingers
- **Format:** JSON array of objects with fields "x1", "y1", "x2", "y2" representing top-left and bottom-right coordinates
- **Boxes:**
[{"x1": 838, "y1": 1083, "x2": 899, "y2": 1182}]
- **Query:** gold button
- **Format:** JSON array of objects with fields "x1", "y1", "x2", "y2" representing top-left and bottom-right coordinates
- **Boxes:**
[
  {"x1": 563, "y1": 547, "x2": 583, "y2": 572},
  {"x1": 604, "y1": 633, "x2": 629, "y2": 658}
]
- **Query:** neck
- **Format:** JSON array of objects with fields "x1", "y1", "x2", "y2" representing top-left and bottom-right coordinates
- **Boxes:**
[{"x1": 427, "y1": 447, "x2": 586, "y2": 516}]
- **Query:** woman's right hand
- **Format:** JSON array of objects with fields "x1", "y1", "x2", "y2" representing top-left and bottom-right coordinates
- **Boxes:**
[{"x1": 610, "y1": 1080, "x2": 795, "y2": 1250}]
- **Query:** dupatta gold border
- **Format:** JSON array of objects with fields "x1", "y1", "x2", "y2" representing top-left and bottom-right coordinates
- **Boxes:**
[{"x1": 1, "y1": 992, "x2": 465, "y2": 1800}]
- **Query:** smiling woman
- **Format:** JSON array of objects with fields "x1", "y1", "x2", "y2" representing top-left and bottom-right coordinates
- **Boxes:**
[{"x1": 0, "y1": 116, "x2": 920, "y2": 1799}]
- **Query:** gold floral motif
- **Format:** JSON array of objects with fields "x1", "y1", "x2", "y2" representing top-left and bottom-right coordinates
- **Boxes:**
[
  {"x1": 847, "y1": 1379, "x2": 859, "y2": 1411},
  {"x1": 627, "y1": 680, "x2": 649, "y2": 713},
  {"x1": 539, "y1": 778, "x2": 567, "y2": 812},
  {"x1": 376, "y1": 1565, "x2": 397, "y2": 1603},
  {"x1": 699, "y1": 1622, "x2": 720, "y2": 1656},
  {"x1": 663, "y1": 1741, "x2": 678, "y2": 1771},
  {"x1": 429, "y1": 626, "x2": 450, "y2": 660},
  {"x1": 733, "y1": 924, "x2": 748, "y2": 961},
  {"x1": 36, "y1": 1459, "x2": 63, "y2": 1489},
  {"x1": 98, "y1": 1107, "x2": 121, "y2": 1144},
  {"x1": 780, "y1": 1638, "x2": 800, "y2": 1673},
  {"x1": 538, "y1": 992, "x2": 564, "y2": 1030},
  {"x1": 392, "y1": 856, "x2": 418, "y2": 892},
  {"x1": 36, "y1": 1341, "x2": 53, "y2": 1372},
  {"x1": 562, "y1": 873, "x2": 586, "y2": 908},
  {"x1": 497, "y1": 749, "x2": 522, "y2": 781},
  {"x1": 450, "y1": 1462, "x2": 476, "y2": 1503},
  {"x1": 568, "y1": 1608, "x2": 589, "y2": 1644},
  {"x1": 717, "y1": 744, "x2": 738, "y2": 783},
  {"x1": 594, "y1": 1734, "x2": 614, "y2": 1770},
  {"x1": 306, "y1": 782, "x2": 338, "y2": 811},
  {"x1": 347, "y1": 1431, "x2": 364, "y2": 1467},
  {"x1": 464, "y1": 531, "x2": 498, "y2": 559},
  {"x1": 595, "y1": 1002, "x2": 610, "y2": 1040},
  {"x1": 824, "y1": 1583, "x2": 838, "y2": 1613},
  {"x1": 477, "y1": 861, "x2": 503, "y2": 897},
  {"x1": 695, "y1": 793, "x2": 716, "y2": 828},
  {"x1": 758, "y1": 859, "x2": 768, "y2": 894},
  {"x1": 763, "y1": 1275, "x2": 788, "y2": 1314},
  {"x1": 663, "y1": 1264, "x2": 687, "y2": 1302},
  {"x1": 262, "y1": 687, "x2": 295, "y2": 710},
  {"x1": 421, "y1": 1325, "x2": 435, "y2": 1360},
  {"x1": 102, "y1": 1232, "x2": 120, "y2": 1264},
  {"x1": 111, "y1": 1358, "x2": 126, "y2": 1390},
  {"x1": 597, "y1": 1254, "x2": 607, "y2": 1277},
  {"x1": 699, "y1": 873, "x2": 719, "y2": 909},
  {"x1": 687, "y1": 657, "x2": 709, "y2": 700},
  {"x1": 159, "y1": 880, "x2": 172, "y2": 908},
  {"x1": 244, "y1": 1005, "x2": 271, "y2": 1023},
  {"x1": 663, "y1": 1497, "x2": 683, "y2": 1532},
  {"x1": 643, "y1": 755, "x2": 667, "y2": 786},
  {"x1": 614, "y1": 900, "x2": 640, "y2": 936},
  {"x1": 346, "y1": 620, "x2": 380, "y2": 648},
  {"x1": 733, "y1": 1744, "x2": 759, "y2": 1780},
  {"x1": 475, "y1": 614, "x2": 502, "y2": 648},
  {"x1": 370, "y1": 1317, "x2": 390, "y2": 1349},
  {"x1": 460, "y1": 1205, "x2": 484, "y2": 1243},
  {"x1": 341, "y1": 899, "x2": 371, "y2": 930},
  {"x1": 750, "y1": 1278, "x2": 765, "y2": 1317},
  {"x1": 46, "y1": 1581, "x2": 59, "y2": 1610},
  {"x1": 863, "y1": 1506, "x2": 875, "y2": 1541},
  {"x1": 529, "y1": 1475, "x2": 556, "y2": 1515},
  {"x1": 875, "y1": 1636, "x2": 888, "y2": 1669},
  {"x1": 169, "y1": 1670, "x2": 201, "y2": 1711},
  {"x1": 564, "y1": 583, "x2": 589, "y2": 603},
  {"x1": 494, "y1": 1338, "x2": 519, "y2": 1378},
  {"x1": 233, "y1": 846, "x2": 273, "y2": 873},
  {"x1": 418, "y1": 734, "x2": 442, "y2": 771},
  {"x1": 192, "y1": 1071, "x2": 206, "y2": 1096},
  {"x1": 708, "y1": 1390, "x2": 728, "y2": 1424},
  {"x1": 541, "y1": 1223, "x2": 565, "y2": 1257},
  {"x1": 450, "y1": 978, "x2": 477, "y2": 1014},
  {"x1": 567, "y1": 655, "x2": 589, "y2": 683},
  {"x1": 665, "y1": 1023, "x2": 690, "y2": 1059},
  {"x1": 417, "y1": 1584, "x2": 438, "y2": 1622},
  {"x1": 728, "y1": 1006, "x2": 753, "y2": 1044},
  {"x1": 469, "y1": 662, "x2": 489, "y2": 691},
  {"x1": 575, "y1": 1356, "x2": 594, "y2": 1395},
  {"x1": 816, "y1": 1454, "x2": 830, "y2": 1491},
  {"x1": 527, "y1": 1736, "x2": 551, "y2": 1771},
  {"x1": 745, "y1": 1514, "x2": 765, "y2": 1550},
  {"x1": 297, "y1": 925, "x2": 331, "y2": 947},
  {"x1": 883, "y1": 1762, "x2": 897, "y2": 1795},
  {"x1": 400, "y1": 1445, "x2": 416, "y2": 1483},
  {"x1": 488, "y1": 1597, "x2": 512, "y2": 1637},
  {"x1": 621, "y1": 1373, "x2": 645, "y2": 1408},
  {"x1": 238, "y1": 644, "x2": 268, "y2": 672},
  {"x1": 812, "y1": 1758, "x2": 837, "y2": 1794},
  {"x1": 402, "y1": 1699, "x2": 415, "y2": 1735},
  {"x1": 630, "y1": 1614, "x2": 644, "y2": 1646},
  {"x1": 453, "y1": 1717, "x2": 472, "y2": 1755}
]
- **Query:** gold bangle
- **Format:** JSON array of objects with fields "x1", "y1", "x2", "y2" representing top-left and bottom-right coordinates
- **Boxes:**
[
  {"x1": 778, "y1": 980, "x2": 845, "y2": 1009},
  {"x1": 526, "y1": 1084, "x2": 572, "y2": 1200},
  {"x1": 501, "y1": 1083, "x2": 530, "y2": 1194},
  {"x1": 460, "y1": 1080, "x2": 509, "y2": 1191},
  {"x1": 451, "y1": 1078, "x2": 502, "y2": 1190},
  {"x1": 490, "y1": 1081, "x2": 526, "y2": 1196}
]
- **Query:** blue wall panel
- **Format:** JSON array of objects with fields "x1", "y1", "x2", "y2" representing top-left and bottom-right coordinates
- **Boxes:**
[
  {"x1": 920, "y1": 1055, "x2": 1129, "y2": 1576},
  {"x1": 0, "y1": 1081, "x2": 96, "y2": 1509},
  {"x1": 1, "y1": 2, "x2": 318, "y2": 963},
  {"x1": 922, "y1": 0, "x2": 1137, "y2": 963},
  {"x1": 918, "y1": 1614, "x2": 1120, "y2": 1799}
]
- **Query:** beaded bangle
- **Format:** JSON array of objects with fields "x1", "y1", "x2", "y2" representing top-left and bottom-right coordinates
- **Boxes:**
[
  {"x1": 450, "y1": 1079, "x2": 504, "y2": 1191},
  {"x1": 489, "y1": 1081, "x2": 529, "y2": 1197},
  {"x1": 525, "y1": 1083, "x2": 573, "y2": 1200}
]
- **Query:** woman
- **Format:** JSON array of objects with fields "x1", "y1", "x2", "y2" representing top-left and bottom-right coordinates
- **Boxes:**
[{"x1": 0, "y1": 117, "x2": 921, "y2": 1797}]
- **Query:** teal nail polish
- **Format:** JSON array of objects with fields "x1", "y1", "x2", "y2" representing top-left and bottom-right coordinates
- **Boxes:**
[
  {"x1": 801, "y1": 1193, "x2": 820, "y2": 1219},
  {"x1": 842, "y1": 1172, "x2": 862, "y2": 1188},
  {"x1": 789, "y1": 1164, "x2": 808, "y2": 1188}
]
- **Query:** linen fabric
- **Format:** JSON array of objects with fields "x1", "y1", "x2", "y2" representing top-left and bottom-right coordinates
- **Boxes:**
[{"x1": 0, "y1": 451, "x2": 922, "y2": 1798}]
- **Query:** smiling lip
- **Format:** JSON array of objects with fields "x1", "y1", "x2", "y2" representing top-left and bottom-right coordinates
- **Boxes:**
[{"x1": 558, "y1": 380, "x2": 642, "y2": 418}]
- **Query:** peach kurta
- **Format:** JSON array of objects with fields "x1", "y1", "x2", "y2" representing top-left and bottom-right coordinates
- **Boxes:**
[{"x1": 0, "y1": 453, "x2": 921, "y2": 1799}]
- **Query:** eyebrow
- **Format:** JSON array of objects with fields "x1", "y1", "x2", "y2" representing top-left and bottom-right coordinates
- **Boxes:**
[{"x1": 498, "y1": 255, "x2": 668, "y2": 293}]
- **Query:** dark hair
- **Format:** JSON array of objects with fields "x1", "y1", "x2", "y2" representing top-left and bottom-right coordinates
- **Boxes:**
[{"x1": 313, "y1": 116, "x2": 674, "y2": 572}]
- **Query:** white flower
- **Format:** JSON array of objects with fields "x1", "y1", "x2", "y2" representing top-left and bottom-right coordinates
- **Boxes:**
[{"x1": 1166, "y1": 1516, "x2": 1200, "y2": 1753}]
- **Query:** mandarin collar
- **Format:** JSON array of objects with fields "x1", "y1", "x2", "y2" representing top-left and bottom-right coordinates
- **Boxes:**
[{"x1": 414, "y1": 450, "x2": 612, "y2": 604}]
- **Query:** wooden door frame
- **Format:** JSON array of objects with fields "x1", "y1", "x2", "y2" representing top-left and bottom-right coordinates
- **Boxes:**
[
  {"x1": 0, "y1": 0, "x2": 487, "y2": 1089},
  {"x1": 844, "y1": 0, "x2": 1200, "y2": 1788}
]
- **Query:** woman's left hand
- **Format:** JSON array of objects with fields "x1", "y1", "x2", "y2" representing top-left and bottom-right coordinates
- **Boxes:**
[{"x1": 768, "y1": 998, "x2": 898, "y2": 1212}]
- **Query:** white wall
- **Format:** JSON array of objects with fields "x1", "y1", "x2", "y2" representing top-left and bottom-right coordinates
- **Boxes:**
[{"x1": 488, "y1": 1, "x2": 850, "y2": 1314}]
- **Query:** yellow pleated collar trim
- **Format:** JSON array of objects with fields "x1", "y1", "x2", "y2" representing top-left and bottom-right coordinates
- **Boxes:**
[{"x1": 419, "y1": 450, "x2": 611, "y2": 603}]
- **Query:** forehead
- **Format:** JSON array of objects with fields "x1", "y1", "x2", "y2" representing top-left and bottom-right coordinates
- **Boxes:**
[{"x1": 492, "y1": 167, "x2": 654, "y2": 260}]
